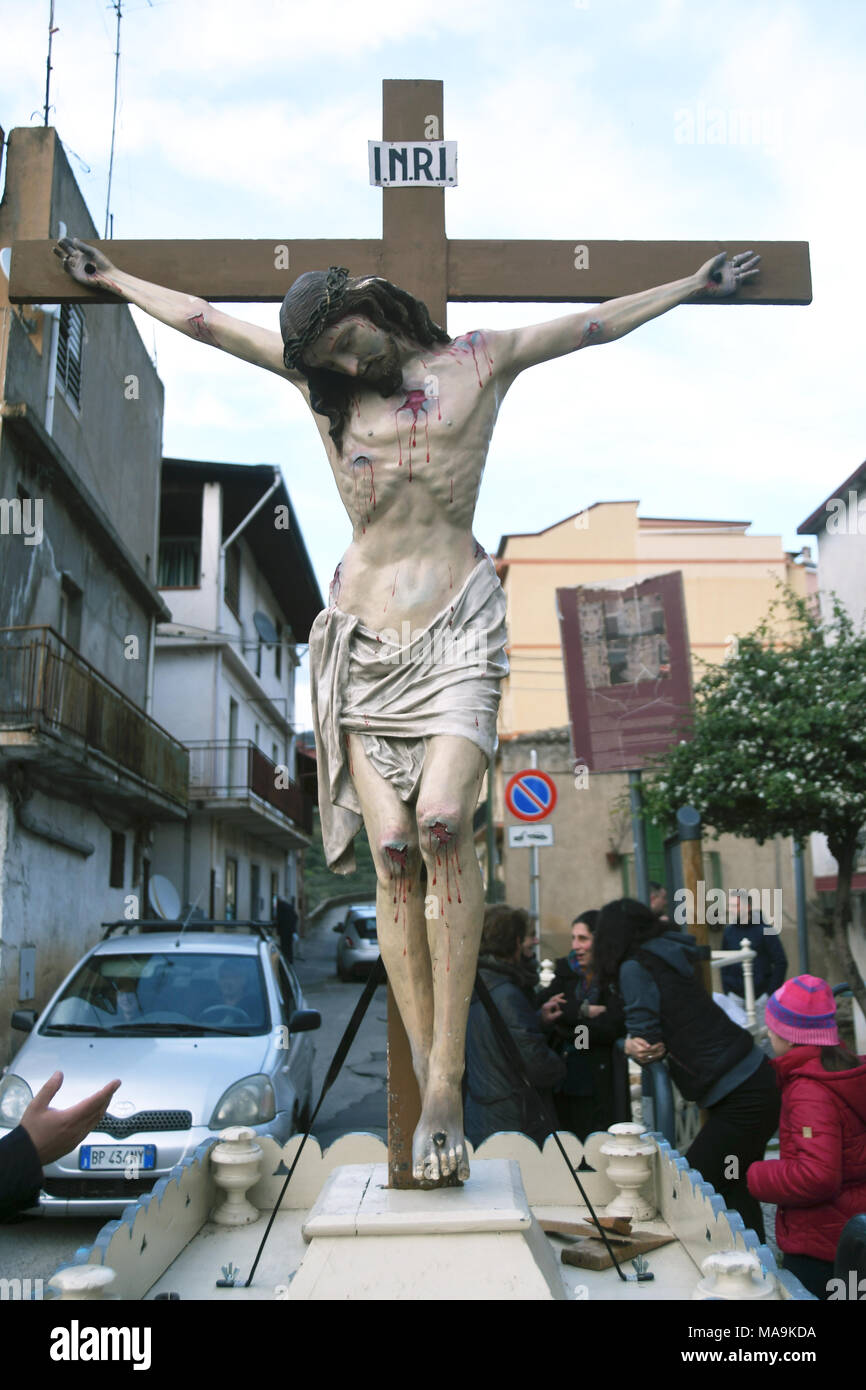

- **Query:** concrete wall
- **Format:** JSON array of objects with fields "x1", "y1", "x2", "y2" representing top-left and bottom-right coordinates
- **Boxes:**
[
  {"x1": 813, "y1": 481, "x2": 866, "y2": 629},
  {"x1": 0, "y1": 126, "x2": 164, "y2": 699},
  {"x1": 0, "y1": 784, "x2": 141, "y2": 1064},
  {"x1": 0, "y1": 126, "x2": 169, "y2": 1064},
  {"x1": 0, "y1": 128, "x2": 164, "y2": 578}
]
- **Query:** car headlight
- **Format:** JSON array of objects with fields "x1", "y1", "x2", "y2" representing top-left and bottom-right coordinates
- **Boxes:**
[
  {"x1": 209, "y1": 1074, "x2": 276, "y2": 1129},
  {"x1": 0, "y1": 1074, "x2": 33, "y2": 1127}
]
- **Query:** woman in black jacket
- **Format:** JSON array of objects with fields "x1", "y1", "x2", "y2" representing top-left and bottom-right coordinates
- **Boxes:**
[
  {"x1": 537, "y1": 910, "x2": 627, "y2": 1141},
  {"x1": 593, "y1": 897, "x2": 780, "y2": 1241}
]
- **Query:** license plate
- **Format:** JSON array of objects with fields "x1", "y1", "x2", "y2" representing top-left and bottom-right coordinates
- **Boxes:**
[{"x1": 79, "y1": 1145, "x2": 156, "y2": 1172}]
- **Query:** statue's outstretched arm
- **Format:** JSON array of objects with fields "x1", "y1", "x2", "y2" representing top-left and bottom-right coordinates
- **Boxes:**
[
  {"x1": 54, "y1": 236, "x2": 306, "y2": 389},
  {"x1": 493, "y1": 251, "x2": 760, "y2": 377}
]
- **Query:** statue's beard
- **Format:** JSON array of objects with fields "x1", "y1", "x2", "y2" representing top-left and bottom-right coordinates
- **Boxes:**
[{"x1": 360, "y1": 338, "x2": 403, "y2": 397}]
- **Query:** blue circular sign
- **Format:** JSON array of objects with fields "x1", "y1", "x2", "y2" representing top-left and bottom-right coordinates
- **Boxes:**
[{"x1": 505, "y1": 769, "x2": 558, "y2": 822}]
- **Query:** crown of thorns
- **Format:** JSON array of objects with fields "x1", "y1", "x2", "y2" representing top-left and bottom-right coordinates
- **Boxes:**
[{"x1": 281, "y1": 266, "x2": 351, "y2": 370}]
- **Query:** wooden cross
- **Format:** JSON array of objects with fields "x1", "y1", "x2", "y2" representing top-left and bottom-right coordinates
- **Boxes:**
[{"x1": 10, "y1": 79, "x2": 811, "y2": 1188}]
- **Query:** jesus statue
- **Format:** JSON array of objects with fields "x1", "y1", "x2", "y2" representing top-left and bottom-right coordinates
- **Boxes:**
[{"x1": 56, "y1": 236, "x2": 759, "y2": 1184}]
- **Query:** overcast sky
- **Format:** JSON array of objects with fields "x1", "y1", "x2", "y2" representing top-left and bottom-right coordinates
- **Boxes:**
[{"x1": 2, "y1": 0, "x2": 864, "y2": 723}]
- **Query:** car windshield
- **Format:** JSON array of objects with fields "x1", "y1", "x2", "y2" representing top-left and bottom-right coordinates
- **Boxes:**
[
  {"x1": 350, "y1": 915, "x2": 377, "y2": 939},
  {"x1": 41, "y1": 952, "x2": 269, "y2": 1036}
]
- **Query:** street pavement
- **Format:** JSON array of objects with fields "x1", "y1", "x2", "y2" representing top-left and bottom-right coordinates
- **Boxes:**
[{"x1": 0, "y1": 917, "x2": 386, "y2": 1289}]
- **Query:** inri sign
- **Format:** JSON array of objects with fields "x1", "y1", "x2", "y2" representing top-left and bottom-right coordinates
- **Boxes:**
[{"x1": 369, "y1": 141, "x2": 458, "y2": 188}]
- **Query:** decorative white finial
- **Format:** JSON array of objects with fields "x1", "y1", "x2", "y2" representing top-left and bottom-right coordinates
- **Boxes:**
[
  {"x1": 210, "y1": 1125, "x2": 264, "y2": 1226},
  {"x1": 48, "y1": 1265, "x2": 117, "y2": 1300},
  {"x1": 694, "y1": 1250, "x2": 779, "y2": 1300},
  {"x1": 599, "y1": 1122, "x2": 656, "y2": 1221}
]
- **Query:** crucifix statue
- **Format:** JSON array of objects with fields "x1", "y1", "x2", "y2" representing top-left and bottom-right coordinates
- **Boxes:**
[{"x1": 15, "y1": 79, "x2": 810, "y2": 1189}]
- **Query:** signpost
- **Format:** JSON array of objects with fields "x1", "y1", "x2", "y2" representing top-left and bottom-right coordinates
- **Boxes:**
[{"x1": 505, "y1": 754, "x2": 556, "y2": 946}]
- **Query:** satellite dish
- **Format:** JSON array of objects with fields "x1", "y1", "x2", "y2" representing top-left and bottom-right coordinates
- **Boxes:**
[
  {"x1": 0, "y1": 248, "x2": 10, "y2": 280},
  {"x1": 150, "y1": 874, "x2": 181, "y2": 921},
  {"x1": 253, "y1": 610, "x2": 279, "y2": 646}
]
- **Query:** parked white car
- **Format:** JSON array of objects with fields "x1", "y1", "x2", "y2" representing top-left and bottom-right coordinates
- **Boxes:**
[{"x1": 0, "y1": 924, "x2": 320, "y2": 1216}]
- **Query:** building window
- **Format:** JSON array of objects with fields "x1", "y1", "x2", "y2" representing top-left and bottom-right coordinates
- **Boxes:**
[
  {"x1": 109, "y1": 832, "x2": 125, "y2": 888},
  {"x1": 224, "y1": 544, "x2": 240, "y2": 617},
  {"x1": 59, "y1": 572, "x2": 83, "y2": 649},
  {"x1": 158, "y1": 537, "x2": 200, "y2": 587},
  {"x1": 57, "y1": 304, "x2": 85, "y2": 408},
  {"x1": 275, "y1": 622, "x2": 283, "y2": 680},
  {"x1": 225, "y1": 857, "x2": 238, "y2": 921}
]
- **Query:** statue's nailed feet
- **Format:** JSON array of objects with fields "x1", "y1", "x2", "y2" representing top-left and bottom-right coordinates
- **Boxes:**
[{"x1": 412, "y1": 1080, "x2": 470, "y2": 1186}]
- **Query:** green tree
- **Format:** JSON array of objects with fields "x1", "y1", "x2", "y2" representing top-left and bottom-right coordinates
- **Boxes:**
[
  {"x1": 301, "y1": 809, "x2": 378, "y2": 914},
  {"x1": 642, "y1": 589, "x2": 866, "y2": 1016}
]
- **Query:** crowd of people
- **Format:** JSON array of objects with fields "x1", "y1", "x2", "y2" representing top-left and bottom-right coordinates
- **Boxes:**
[{"x1": 464, "y1": 895, "x2": 866, "y2": 1300}]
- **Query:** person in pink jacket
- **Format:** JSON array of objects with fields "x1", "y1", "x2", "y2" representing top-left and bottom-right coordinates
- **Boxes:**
[{"x1": 747, "y1": 976, "x2": 866, "y2": 1299}]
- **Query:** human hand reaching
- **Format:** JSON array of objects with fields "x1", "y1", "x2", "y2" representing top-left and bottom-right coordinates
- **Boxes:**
[{"x1": 20, "y1": 1071, "x2": 121, "y2": 1165}]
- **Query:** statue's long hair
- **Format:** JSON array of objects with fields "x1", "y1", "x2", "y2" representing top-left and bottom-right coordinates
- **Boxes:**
[{"x1": 297, "y1": 278, "x2": 450, "y2": 450}]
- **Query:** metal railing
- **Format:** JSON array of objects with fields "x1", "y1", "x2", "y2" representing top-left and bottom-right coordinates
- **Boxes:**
[
  {"x1": 0, "y1": 626, "x2": 188, "y2": 808},
  {"x1": 185, "y1": 740, "x2": 312, "y2": 833}
]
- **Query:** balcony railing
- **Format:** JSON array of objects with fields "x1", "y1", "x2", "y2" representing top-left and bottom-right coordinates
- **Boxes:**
[
  {"x1": 0, "y1": 626, "x2": 189, "y2": 808},
  {"x1": 186, "y1": 740, "x2": 312, "y2": 834}
]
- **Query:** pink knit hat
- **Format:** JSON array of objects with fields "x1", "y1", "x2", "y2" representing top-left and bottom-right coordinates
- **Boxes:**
[{"x1": 766, "y1": 975, "x2": 839, "y2": 1045}]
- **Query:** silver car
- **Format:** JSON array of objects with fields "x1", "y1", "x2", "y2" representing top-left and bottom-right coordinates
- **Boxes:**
[
  {"x1": 334, "y1": 905, "x2": 378, "y2": 980},
  {"x1": 0, "y1": 926, "x2": 320, "y2": 1216}
]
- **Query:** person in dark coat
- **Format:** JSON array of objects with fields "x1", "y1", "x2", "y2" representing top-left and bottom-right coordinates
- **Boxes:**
[
  {"x1": 720, "y1": 890, "x2": 787, "y2": 999},
  {"x1": 537, "y1": 909, "x2": 627, "y2": 1140},
  {"x1": 464, "y1": 905, "x2": 566, "y2": 1148},
  {"x1": 0, "y1": 1071, "x2": 120, "y2": 1221},
  {"x1": 593, "y1": 898, "x2": 780, "y2": 1242},
  {"x1": 747, "y1": 976, "x2": 866, "y2": 1299}
]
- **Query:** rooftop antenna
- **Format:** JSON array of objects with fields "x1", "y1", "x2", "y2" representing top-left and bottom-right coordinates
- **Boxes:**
[
  {"x1": 43, "y1": 1, "x2": 59, "y2": 127},
  {"x1": 104, "y1": 0, "x2": 153, "y2": 238}
]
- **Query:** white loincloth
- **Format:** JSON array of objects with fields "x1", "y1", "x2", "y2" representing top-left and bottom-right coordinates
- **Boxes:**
[{"x1": 309, "y1": 556, "x2": 509, "y2": 873}]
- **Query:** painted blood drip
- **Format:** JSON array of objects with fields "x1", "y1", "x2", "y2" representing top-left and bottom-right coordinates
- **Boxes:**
[
  {"x1": 345, "y1": 732, "x2": 353, "y2": 776},
  {"x1": 450, "y1": 477, "x2": 453, "y2": 503},
  {"x1": 394, "y1": 390, "x2": 430, "y2": 480},
  {"x1": 428, "y1": 824, "x2": 462, "y2": 905},
  {"x1": 473, "y1": 540, "x2": 486, "y2": 560},
  {"x1": 350, "y1": 456, "x2": 376, "y2": 532},
  {"x1": 384, "y1": 565, "x2": 399, "y2": 614},
  {"x1": 450, "y1": 331, "x2": 494, "y2": 388},
  {"x1": 386, "y1": 846, "x2": 410, "y2": 946}
]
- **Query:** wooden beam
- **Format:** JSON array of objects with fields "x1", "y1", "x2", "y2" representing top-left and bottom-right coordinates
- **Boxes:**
[
  {"x1": 386, "y1": 984, "x2": 422, "y2": 1189},
  {"x1": 381, "y1": 78, "x2": 447, "y2": 324},
  {"x1": 448, "y1": 239, "x2": 812, "y2": 305},
  {"x1": 8, "y1": 238, "x2": 384, "y2": 304},
  {"x1": 11, "y1": 234, "x2": 812, "y2": 307}
]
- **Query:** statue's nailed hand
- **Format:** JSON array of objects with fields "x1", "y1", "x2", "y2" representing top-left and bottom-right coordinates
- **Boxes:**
[
  {"x1": 53, "y1": 235, "x2": 117, "y2": 289},
  {"x1": 695, "y1": 250, "x2": 761, "y2": 297}
]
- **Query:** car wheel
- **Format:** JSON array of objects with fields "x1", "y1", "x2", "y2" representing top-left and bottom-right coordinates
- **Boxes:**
[{"x1": 337, "y1": 957, "x2": 351, "y2": 982}]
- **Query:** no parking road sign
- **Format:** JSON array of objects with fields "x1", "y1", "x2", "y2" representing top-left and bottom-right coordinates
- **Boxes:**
[{"x1": 504, "y1": 769, "x2": 557, "y2": 822}]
